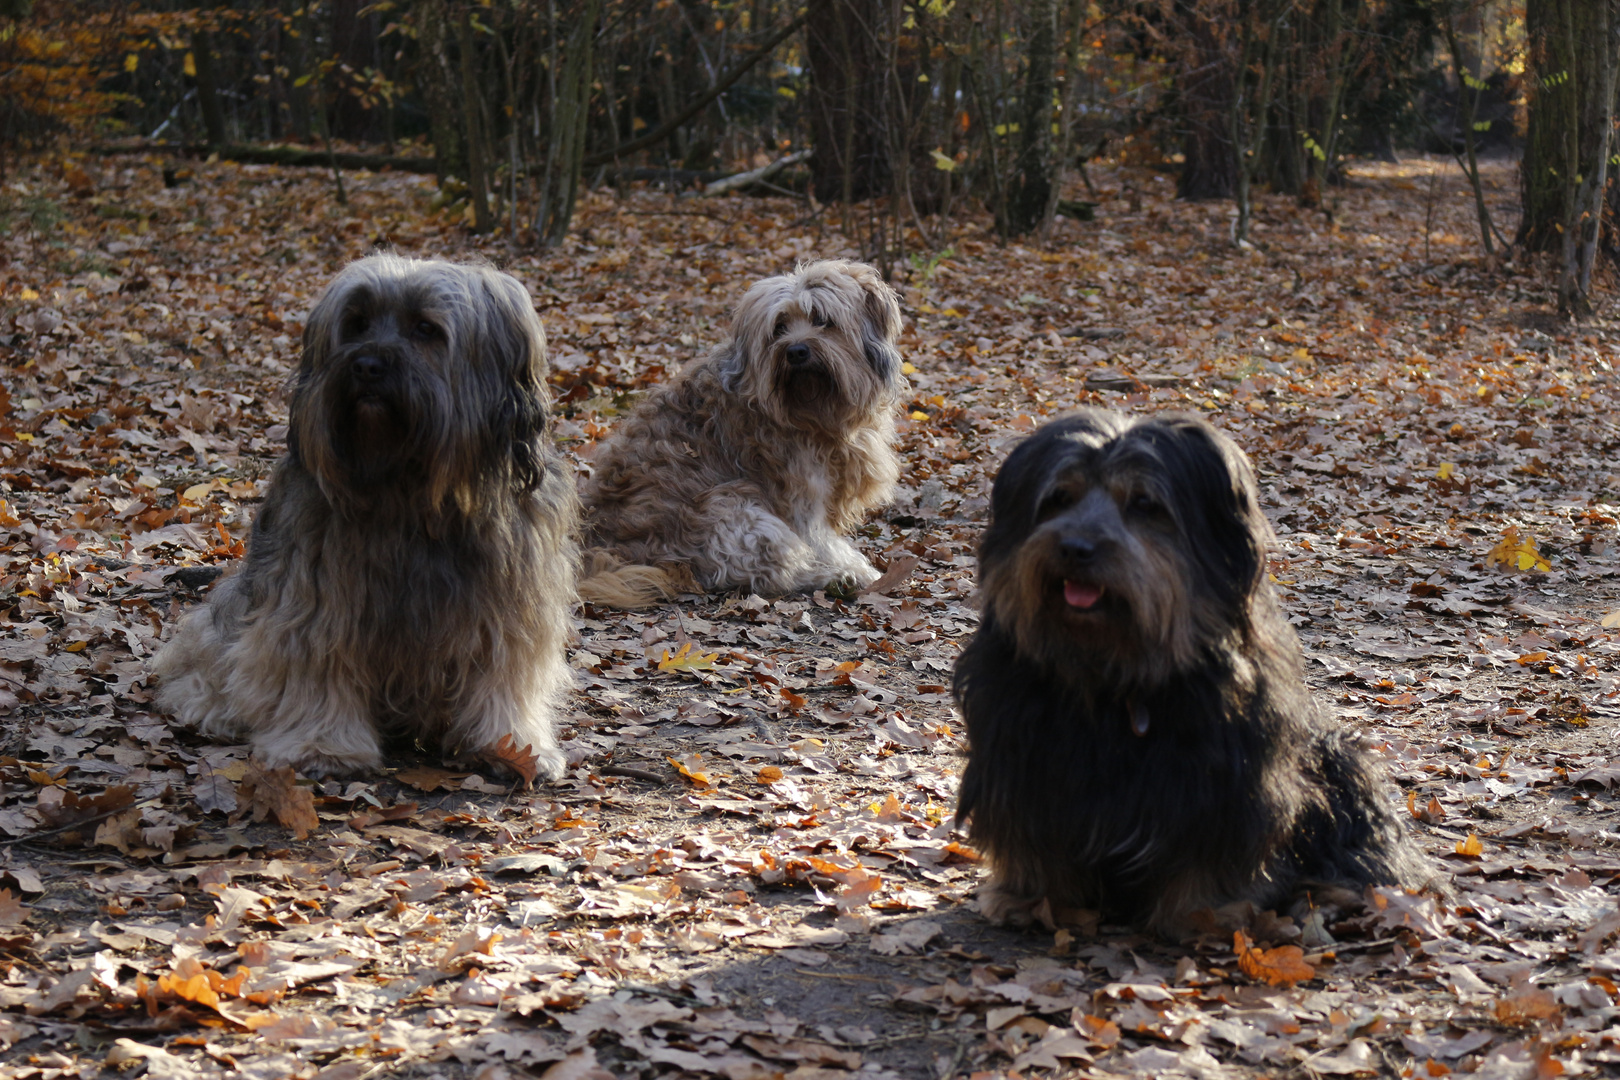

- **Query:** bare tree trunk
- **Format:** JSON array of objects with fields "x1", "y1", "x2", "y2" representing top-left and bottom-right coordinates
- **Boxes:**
[
  {"x1": 192, "y1": 28, "x2": 227, "y2": 146},
  {"x1": 1557, "y1": 0, "x2": 1619, "y2": 316},
  {"x1": 806, "y1": 0, "x2": 888, "y2": 203},
  {"x1": 1440, "y1": 2, "x2": 1499, "y2": 259},
  {"x1": 1178, "y1": 6, "x2": 1235, "y2": 201},
  {"x1": 1231, "y1": 1, "x2": 1285, "y2": 246},
  {"x1": 1006, "y1": 0, "x2": 1058, "y2": 237},
  {"x1": 1519, "y1": 0, "x2": 1576, "y2": 253},
  {"x1": 536, "y1": 0, "x2": 598, "y2": 247},
  {"x1": 457, "y1": 4, "x2": 492, "y2": 233}
]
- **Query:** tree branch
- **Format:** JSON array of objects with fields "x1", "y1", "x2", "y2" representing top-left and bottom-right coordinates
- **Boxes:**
[{"x1": 582, "y1": 11, "x2": 807, "y2": 169}]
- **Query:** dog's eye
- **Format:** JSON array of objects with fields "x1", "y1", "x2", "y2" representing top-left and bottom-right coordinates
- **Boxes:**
[
  {"x1": 1037, "y1": 489, "x2": 1077, "y2": 520},
  {"x1": 812, "y1": 312, "x2": 832, "y2": 329},
  {"x1": 414, "y1": 320, "x2": 443, "y2": 342},
  {"x1": 773, "y1": 319, "x2": 788, "y2": 339},
  {"x1": 1127, "y1": 493, "x2": 1165, "y2": 518},
  {"x1": 345, "y1": 313, "x2": 368, "y2": 337}
]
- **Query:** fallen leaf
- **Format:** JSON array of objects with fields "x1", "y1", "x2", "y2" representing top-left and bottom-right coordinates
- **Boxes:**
[
  {"x1": 238, "y1": 762, "x2": 319, "y2": 840},
  {"x1": 1235, "y1": 930, "x2": 1315, "y2": 987}
]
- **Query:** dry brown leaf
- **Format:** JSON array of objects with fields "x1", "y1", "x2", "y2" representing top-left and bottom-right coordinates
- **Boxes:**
[{"x1": 238, "y1": 762, "x2": 319, "y2": 840}]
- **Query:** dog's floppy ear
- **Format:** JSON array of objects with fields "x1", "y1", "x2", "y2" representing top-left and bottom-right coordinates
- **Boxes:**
[
  {"x1": 476, "y1": 270, "x2": 552, "y2": 491},
  {"x1": 286, "y1": 266, "x2": 355, "y2": 480},
  {"x1": 853, "y1": 264, "x2": 903, "y2": 381},
  {"x1": 1149, "y1": 417, "x2": 1268, "y2": 612}
]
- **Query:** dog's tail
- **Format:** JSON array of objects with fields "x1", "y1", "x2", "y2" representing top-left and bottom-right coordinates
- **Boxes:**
[{"x1": 576, "y1": 550, "x2": 691, "y2": 609}]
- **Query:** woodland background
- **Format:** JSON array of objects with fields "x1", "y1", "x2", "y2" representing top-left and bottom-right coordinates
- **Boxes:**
[{"x1": 5, "y1": 1, "x2": 1620, "y2": 1079}]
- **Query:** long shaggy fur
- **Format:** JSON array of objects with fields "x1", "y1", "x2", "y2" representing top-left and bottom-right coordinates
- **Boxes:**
[
  {"x1": 580, "y1": 260, "x2": 904, "y2": 601},
  {"x1": 954, "y1": 409, "x2": 1428, "y2": 935},
  {"x1": 156, "y1": 255, "x2": 578, "y2": 779}
]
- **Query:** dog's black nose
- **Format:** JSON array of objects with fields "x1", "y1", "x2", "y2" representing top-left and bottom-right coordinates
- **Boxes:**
[
  {"x1": 785, "y1": 343, "x2": 812, "y2": 366},
  {"x1": 1059, "y1": 535, "x2": 1099, "y2": 561},
  {"x1": 351, "y1": 354, "x2": 387, "y2": 383}
]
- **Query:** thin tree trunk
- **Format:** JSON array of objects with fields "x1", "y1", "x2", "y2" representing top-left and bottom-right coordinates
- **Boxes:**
[
  {"x1": 1006, "y1": 0, "x2": 1058, "y2": 237},
  {"x1": 1441, "y1": 2, "x2": 1497, "y2": 258},
  {"x1": 192, "y1": 28, "x2": 227, "y2": 146},
  {"x1": 458, "y1": 5, "x2": 492, "y2": 233}
]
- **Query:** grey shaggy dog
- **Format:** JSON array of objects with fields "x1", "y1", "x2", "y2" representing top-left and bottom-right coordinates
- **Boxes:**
[
  {"x1": 580, "y1": 259, "x2": 904, "y2": 604},
  {"x1": 156, "y1": 255, "x2": 578, "y2": 779},
  {"x1": 955, "y1": 409, "x2": 1430, "y2": 935}
]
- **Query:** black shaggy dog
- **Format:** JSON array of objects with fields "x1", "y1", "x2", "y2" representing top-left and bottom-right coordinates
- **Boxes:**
[{"x1": 954, "y1": 409, "x2": 1428, "y2": 934}]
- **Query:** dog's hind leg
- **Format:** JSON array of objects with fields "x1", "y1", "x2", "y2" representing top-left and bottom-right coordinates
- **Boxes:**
[{"x1": 686, "y1": 487, "x2": 823, "y2": 595}]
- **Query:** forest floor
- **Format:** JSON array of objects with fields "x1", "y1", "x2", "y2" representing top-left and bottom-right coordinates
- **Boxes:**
[{"x1": 0, "y1": 148, "x2": 1619, "y2": 1080}]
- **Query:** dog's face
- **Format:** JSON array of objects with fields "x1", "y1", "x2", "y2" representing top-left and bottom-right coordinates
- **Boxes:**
[
  {"x1": 720, "y1": 259, "x2": 903, "y2": 432},
  {"x1": 978, "y1": 410, "x2": 1269, "y2": 688},
  {"x1": 291, "y1": 255, "x2": 551, "y2": 513}
]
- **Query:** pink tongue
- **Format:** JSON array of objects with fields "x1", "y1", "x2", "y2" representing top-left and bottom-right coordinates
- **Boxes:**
[{"x1": 1064, "y1": 581, "x2": 1102, "y2": 609}]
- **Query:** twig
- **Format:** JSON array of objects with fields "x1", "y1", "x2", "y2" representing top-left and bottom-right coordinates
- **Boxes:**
[{"x1": 598, "y1": 765, "x2": 669, "y2": 784}]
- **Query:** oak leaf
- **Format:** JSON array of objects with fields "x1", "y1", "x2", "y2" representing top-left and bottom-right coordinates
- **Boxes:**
[
  {"x1": 1234, "y1": 930, "x2": 1315, "y2": 987},
  {"x1": 478, "y1": 734, "x2": 542, "y2": 788},
  {"x1": 657, "y1": 642, "x2": 719, "y2": 673},
  {"x1": 238, "y1": 762, "x2": 318, "y2": 840}
]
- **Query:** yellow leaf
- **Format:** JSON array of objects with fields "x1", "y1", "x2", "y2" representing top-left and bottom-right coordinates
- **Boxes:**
[
  {"x1": 930, "y1": 148, "x2": 957, "y2": 172},
  {"x1": 1486, "y1": 527, "x2": 1551, "y2": 572},
  {"x1": 657, "y1": 642, "x2": 718, "y2": 673},
  {"x1": 1601, "y1": 610, "x2": 1620, "y2": 628},
  {"x1": 19, "y1": 289, "x2": 38, "y2": 301},
  {"x1": 900, "y1": 361, "x2": 917, "y2": 375},
  {"x1": 124, "y1": 53, "x2": 139, "y2": 73},
  {"x1": 1455, "y1": 833, "x2": 1483, "y2": 857},
  {"x1": 181, "y1": 481, "x2": 216, "y2": 504},
  {"x1": 183, "y1": 52, "x2": 196, "y2": 78},
  {"x1": 63, "y1": 641, "x2": 88, "y2": 653},
  {"x1": 909, "y1": 410, "x2": 929, "y2": 421},
  {"x1": 1437, "y1": 462, "x2": 1456, "y2": 480}
]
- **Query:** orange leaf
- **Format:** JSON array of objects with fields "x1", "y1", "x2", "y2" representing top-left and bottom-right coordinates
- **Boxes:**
[
  {"x1": 478, "y1": 734, "x2": 541, "y2": 788},
  {"x1": 158, "y1": 971, "x2": 220, "y2": 1009},
  {"x1": 757, "y1": 765, "x2": 783, "y2": 783},
  {"x1": 1234, "y1": 930, "x2": 1315, "y2": 987},
  {"x1": 1454, "y1": 833, "x2": 1483, "y2": 858},
  {"x1": 1077, "y1": 1014, "x2": 1121, "y2": 1047},
  {"x1": 667, "y1": 755, "x2": 712, "y2": 787}
]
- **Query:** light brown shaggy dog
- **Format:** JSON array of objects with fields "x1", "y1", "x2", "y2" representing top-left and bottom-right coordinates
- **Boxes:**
[
  {"x1": 581, "y1": 260, "x2": 904, "y2": 602},
  {"x1": 156, "y1": 255, "x2": 578, "y2": 779}
]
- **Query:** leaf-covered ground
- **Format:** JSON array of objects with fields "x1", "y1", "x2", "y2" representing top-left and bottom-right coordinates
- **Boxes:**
[{"x1": 2, "y1": 151, "x2": 1620, "y2": 1079}]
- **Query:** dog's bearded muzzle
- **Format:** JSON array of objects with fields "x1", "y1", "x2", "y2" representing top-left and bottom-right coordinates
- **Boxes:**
[
  {"x1": 1040, "y1": 489, "x2": 1132, "y2": 620},
  {"x1": 778, "y1": 342, "x2": 840, "y2": 408},
  {"x1": 315, "y1": 346, "x2": 447, "y2": 486}
]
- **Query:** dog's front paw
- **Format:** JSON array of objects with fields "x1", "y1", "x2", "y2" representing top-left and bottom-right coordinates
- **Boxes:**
[
  {"x1": 468, "y1": 736, "x2": 568, "y2": 786},
  {"x1": 978, "y1": 880, "x2": 1052, "y2": 929}
]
